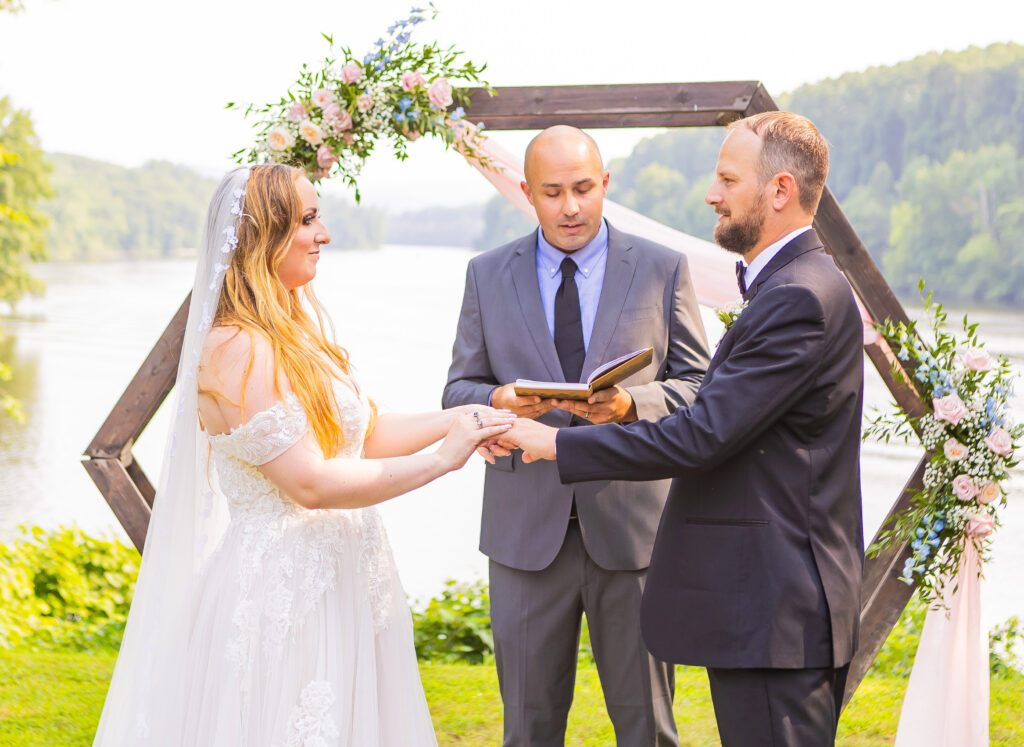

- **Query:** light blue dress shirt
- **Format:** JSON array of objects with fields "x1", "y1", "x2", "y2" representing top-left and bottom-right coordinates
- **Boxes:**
[{"x1": 535, "y1": 219, "x2": 610, "y2": 359}]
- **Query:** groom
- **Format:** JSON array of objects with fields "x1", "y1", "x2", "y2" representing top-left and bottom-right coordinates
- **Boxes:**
[
  {"x1": 505, "y1": 112, "x2": 865, "y2": 745},
  {"x1": 443, "y1": 125, "x2": 709, "y2": 745}
]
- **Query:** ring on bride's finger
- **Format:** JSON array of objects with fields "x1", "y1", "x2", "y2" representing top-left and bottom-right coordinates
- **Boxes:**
[{"x1": 473, "y1": 411, "x2": 483, "y2": 428}]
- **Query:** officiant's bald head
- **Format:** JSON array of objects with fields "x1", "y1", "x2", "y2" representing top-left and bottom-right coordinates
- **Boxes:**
[{"x1": 521, "y1": 126, "x2": 610, "y2": 253}]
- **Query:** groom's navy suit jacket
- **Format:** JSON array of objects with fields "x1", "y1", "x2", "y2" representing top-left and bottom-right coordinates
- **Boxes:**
[{"x1": 557, "y1": 229, "x2": 865, "y2": 670}]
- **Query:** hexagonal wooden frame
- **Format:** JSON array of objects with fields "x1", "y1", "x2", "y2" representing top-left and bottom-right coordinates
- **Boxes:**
[{"x1": 83, "y1": 81, "x2": 928, "y2": 707}]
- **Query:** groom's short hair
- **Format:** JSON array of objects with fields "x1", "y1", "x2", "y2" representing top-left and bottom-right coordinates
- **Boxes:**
[{"x1": 728, "y1": 112, "x2": 829, "y2": 213}]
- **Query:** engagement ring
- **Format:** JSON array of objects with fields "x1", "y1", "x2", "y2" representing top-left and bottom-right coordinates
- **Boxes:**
[{"x1": 473, "y1": 411, "x2": 483, "y2": 428}]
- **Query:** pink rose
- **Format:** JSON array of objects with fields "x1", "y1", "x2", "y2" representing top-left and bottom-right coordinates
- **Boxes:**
[
  {"x1": 977, "y1": 481, "x2": 1001, "y2": 505},
  {"x1": 340, "y1": 62, "x2": 363, "y2": 84},
  {"x1": 404, "y1": 128, "x2": 421, "y2": 141},
  {"x1": 356, "y1": 94, "x2": 374, "y2": 112},
  {"x1": 342, "y1": 132, "x2": 354, "y2": 145},
  {"x1": 400, "y1": 70, "x2": 427, "y2": 91},
  {"x1": 961, "y1": 347, "x2": 994, "y2": 372},
  {"x1": 311, "y1": 88, "x2": 335, "y2": 109},
  {"x1": 427, "y1": 77, "x2": 453, "y2": 109},
  {"x1": 984, "y1": 427, "x2": 1013, "y2": 457},
  {"x1": 322, "y1": 102, "x2": 341, "y2": 121},
  {"x1": 952, "y1": 475, "x2": 979, "y2": 501},
  {"x1": 933, "y1": 393, "x2": 969, "y2": 426},
  {"x1": 943, "y1": 438, "x2": 968, "y2": 461},
  {"x1": 331, "y1": 109, "x2": 353, "y2": 132},
  {"x1": 313, "y1": 167, "x2": 331, "y2": 181},
  {"x1": 286, "y1": 101, "x2": 307, "y2": 123},
  {"x1": 316, "y1": 144, "x2": 340, "y2": 169},
  {"x1": 966, "y1": 513, "x2": 996, "y2": 538}
]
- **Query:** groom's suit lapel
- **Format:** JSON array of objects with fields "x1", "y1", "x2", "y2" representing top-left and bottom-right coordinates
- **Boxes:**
[
  {"x1": 742, "y1": 228, "x2": 823, "y2": 303},
  {"x1": 509, "y1": 234, "x2": 564, "y2": 382},
  {"x1": 582, "y1": 224, "x2": 636, "y2": 377}
]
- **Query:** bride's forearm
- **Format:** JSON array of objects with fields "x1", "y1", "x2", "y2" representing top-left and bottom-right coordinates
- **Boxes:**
[
  {"x1": 361, "y1": 410, "x2": 456, "y2": 458},
  {"x1": 271, "y1": 450, "x2": 454, "y2": 510}
]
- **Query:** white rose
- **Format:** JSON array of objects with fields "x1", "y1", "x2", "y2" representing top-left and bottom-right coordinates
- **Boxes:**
[
  {"x1": 943, "y1": 437, "x2": 968, "y2": 461},
  {"x1": 299, "y1": 120, "x2": 325, "y2": 146},
  {"x1": 977, "y1": 481, "x2": 1001, "y2": 505},
  {"x1": 266, "y1": 125, "x2": 295, "y2": 151}
]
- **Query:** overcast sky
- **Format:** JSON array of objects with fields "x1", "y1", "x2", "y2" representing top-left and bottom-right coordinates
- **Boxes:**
[{"x1": 1, "y1": 0, "x2": 1019, "y2": 209}]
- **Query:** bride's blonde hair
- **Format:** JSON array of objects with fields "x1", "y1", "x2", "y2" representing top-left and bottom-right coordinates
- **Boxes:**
[{"x1": 213, "y1": 163, "x2": 373, "y2": 457}]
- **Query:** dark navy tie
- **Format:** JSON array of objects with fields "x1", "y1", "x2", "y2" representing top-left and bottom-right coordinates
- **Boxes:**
[
  {"x1": 735, "y1": 260, "x2": 747, "y2": 294},
  {"x1": 554, "y1": 257, "x2": 585, "y2": 382}
]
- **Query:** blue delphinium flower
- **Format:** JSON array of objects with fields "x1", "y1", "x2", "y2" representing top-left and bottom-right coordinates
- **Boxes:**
[
  {"x1": 398, "y1": 97, "x2": 413, "y2": 112},
  {"x1": 396, "y1": 32, "x2": 411, "y2": 44},
  {"x1": 394, "y1": 112, "x2": 407, "y2": 123},
  {"x1": 450, "y1": 106, "x2": 465, "y2": 121}
]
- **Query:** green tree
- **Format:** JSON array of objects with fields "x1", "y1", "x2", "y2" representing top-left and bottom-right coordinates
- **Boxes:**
[{"x1": 0, "y1": 97, "x2": 53, "y2": 419}]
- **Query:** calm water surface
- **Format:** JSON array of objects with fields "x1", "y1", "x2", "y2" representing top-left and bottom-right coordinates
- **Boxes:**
[{"x1": 1, "y1": 247, "x2": 1022, "y2": 626}]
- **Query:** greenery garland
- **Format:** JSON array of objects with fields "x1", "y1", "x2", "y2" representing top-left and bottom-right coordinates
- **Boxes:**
[
  {"x1": 229, "y1": 4, "x2": 492, "y2": 201},
  {"x1": 865, "y1": 282, "x2": 1022, "y2": 605}
]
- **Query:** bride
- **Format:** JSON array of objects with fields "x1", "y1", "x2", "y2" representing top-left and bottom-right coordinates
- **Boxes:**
[{"x1": 93, "y1": 164, "x2": 513, "y2": 746}]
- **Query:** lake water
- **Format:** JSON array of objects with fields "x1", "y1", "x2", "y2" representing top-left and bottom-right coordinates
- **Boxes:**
[{"x1": 1, "y1": 247, "x2": 1022, "y2": 626}]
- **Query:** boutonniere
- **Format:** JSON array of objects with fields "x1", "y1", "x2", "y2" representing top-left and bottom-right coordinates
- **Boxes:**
[{"x1": 715, "y1": 300, "x2": 749, "y2": 340}]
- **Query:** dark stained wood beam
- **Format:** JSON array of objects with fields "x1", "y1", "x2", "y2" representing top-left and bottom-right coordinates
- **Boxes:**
[
  {"x1": 843, "y1": 457, "x2": 926, "y2": 707},
  {"x1": 462, "y1": 82, "x2": 765, "y2": 130},
  {"x1": 82, "y1": 457, "x2": 152, "y2": 552}
]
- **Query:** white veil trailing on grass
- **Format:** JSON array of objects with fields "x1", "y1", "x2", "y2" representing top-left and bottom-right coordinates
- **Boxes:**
[{"x1": 93, "y1": 167, "x2": 250, "y2": 746}]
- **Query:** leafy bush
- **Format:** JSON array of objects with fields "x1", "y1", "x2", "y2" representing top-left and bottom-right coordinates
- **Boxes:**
[
  {"x1": 412, "y1": 579, "x2": 493, "y2": 664},
  {"x1": 0, "y1": 526, "x2": 138, "y2": 652}
]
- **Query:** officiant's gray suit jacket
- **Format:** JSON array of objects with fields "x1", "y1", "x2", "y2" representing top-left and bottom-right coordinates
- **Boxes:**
[{"x1": 443, "y1": 223, "x2": 710, "y2": 571}]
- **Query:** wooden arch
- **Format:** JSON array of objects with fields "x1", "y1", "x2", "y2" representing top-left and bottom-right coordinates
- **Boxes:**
[{"x1": 83, "y1": 81, "x2": 927, "y2": 708}]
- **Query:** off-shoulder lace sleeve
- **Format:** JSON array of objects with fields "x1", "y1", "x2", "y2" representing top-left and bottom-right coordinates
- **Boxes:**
[{"x1": 208, "y1": 393, "x2": 309, "y2": 466}]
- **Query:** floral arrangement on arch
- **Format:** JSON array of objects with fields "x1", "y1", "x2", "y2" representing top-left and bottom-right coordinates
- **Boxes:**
[
  {"x1": 229, "y1": 4, "x2": 492, "y2": 201},
  {"x1": 864, "y1": 282, "x2": 1022, "y2": 605}
]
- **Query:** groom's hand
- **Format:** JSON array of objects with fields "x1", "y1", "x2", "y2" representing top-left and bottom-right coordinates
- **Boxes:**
[
  {"x1": 499, "y1": 419, "x2": 558, "y2": 463},
  {"x1": 490, "y1": 383, "x2": 559, "y2": 419},
  {"x1": 555, "y1": 385, "x2": 637, "y2": 424}
]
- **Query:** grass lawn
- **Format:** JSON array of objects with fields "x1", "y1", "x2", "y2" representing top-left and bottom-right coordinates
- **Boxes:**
[{"x1": 1, "y1": 651, "x2": 1021, "y2": 745}]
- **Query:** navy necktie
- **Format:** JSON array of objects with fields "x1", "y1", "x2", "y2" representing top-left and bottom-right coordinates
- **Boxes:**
[
  {"x1": 735, "y1": 260, "x2": 747, "y2": 294},
  {"x1": 554, "y1": 257, "x2": 585, "y2": 382}
]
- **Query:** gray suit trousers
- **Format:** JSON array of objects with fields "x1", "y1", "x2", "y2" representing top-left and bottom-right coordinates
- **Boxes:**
[{"x1": 489, "y1": 520, "x2": 679, "y2": 747}]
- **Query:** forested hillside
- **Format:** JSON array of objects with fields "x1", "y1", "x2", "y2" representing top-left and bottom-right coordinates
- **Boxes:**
[
  {"x1": 594, "y1": 42, "x2": 1024, "y2": 305},
  {"x1": 41, "y1": 155, "x2": 387, "y2": 259}
]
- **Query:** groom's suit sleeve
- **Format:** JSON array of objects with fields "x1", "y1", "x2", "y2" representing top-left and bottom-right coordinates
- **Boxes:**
[{"x1": 557, "y1": 282, "x2": 827, "y2": 482}]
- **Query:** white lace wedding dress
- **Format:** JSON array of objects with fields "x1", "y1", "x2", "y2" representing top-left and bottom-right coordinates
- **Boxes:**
[{"x1": 176, "y1": 382, "x2": 437, "y2": 746}]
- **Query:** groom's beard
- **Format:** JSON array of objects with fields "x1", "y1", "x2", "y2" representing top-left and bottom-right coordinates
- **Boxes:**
[{"x1": 714, "y1": 191, "x2": 767, "y2": 256}]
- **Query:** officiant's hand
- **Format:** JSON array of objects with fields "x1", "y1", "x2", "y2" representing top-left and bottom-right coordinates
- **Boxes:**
[
  {"x1": 490, "y1": 383, "x2": 559, "y2": 419},
  {"x1": 555, "y1": 385, "x2": 637, "y2": 424}
]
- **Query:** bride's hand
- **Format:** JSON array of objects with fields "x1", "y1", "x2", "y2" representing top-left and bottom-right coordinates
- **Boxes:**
[{"x1": 437, "y1": 409, "x2": 516, "y2": 471}]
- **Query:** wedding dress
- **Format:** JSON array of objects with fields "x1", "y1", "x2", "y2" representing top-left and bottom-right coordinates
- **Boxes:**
[
  {"x1": 176, "y1": 382, "x2": 437, "y2": 745},
  {"x1": 92, "y1": 167, "x2": 437, "y2": 746}
]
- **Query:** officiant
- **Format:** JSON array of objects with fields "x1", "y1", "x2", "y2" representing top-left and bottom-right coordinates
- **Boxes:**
[{"x1": 442, "y1": 125, "x2": 710, "y2": 746}]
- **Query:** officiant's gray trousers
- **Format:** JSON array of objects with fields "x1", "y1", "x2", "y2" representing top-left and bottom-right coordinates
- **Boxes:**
[{"x1": 489, "y1": 519, "x2": 679, "y2": 746}]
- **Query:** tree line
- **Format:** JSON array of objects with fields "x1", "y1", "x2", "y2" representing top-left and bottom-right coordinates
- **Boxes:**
[{"x1": 597, "y1": 42, "x2": 1024, "y2": 306}]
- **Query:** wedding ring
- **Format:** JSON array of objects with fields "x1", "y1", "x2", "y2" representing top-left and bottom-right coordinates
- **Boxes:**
[
  {"x1": 585, "y1": 410, "x2": 590, "y2": 418},
  {"x1": 473, "y1": 411, "x2": 483, "y2": 428}
]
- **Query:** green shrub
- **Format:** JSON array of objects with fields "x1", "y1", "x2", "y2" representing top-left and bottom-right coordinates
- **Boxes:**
[
  {"x1": 0, "y1": 526, "x2": 138, "y2": 652},
  {"x1": 412, "y1": 579, "x2": 493, "y2": 664}
]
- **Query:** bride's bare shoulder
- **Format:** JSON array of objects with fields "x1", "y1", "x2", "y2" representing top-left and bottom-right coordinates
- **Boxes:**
[{"x1": 198, "y1": 326, "x2": 283, "y2": 421}]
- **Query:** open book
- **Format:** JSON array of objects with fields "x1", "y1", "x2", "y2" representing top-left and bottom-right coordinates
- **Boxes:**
[{"x1": 513, "y1": 347, "x2": 655, "y2": 401}]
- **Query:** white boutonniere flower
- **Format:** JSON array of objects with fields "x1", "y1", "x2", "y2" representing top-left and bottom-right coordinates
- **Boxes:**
[{"x1": 715, "y1": 300, "x2": 748, "y2": 340}]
